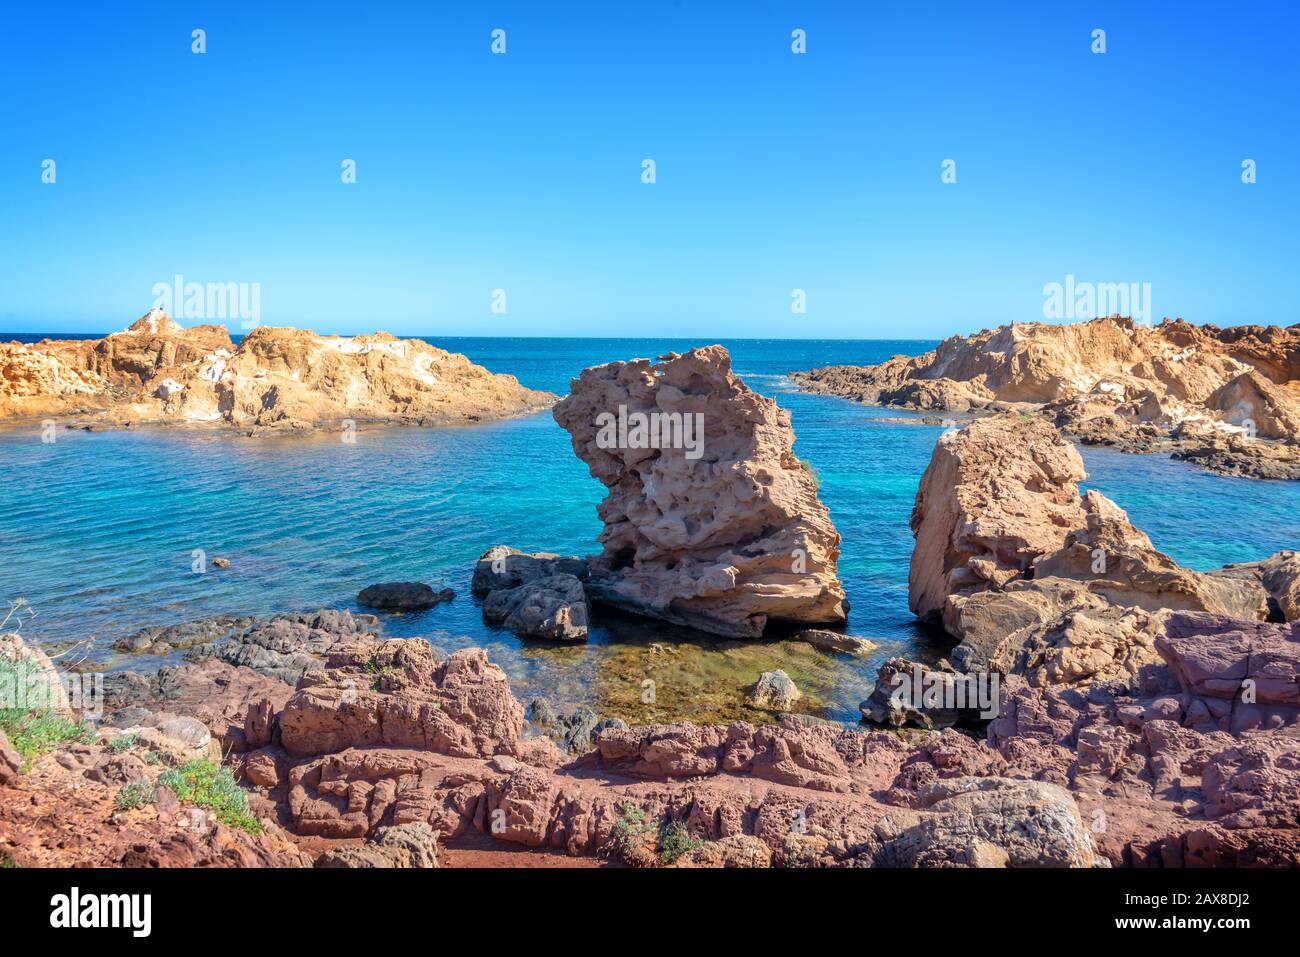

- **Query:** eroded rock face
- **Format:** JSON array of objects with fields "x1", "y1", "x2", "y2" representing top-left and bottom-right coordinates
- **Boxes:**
[
  {"x1": 481, "y1": 574, "x2": 590, "y2": 641},
  {"x1": 908, "y1": 416, "x2": 1088, "y2": 623},
  {"x1": 792, "y1": 317, "x2": 1300, "y2": 480},
  {"x1": 277, "y1": 641, "x2": 524, "y2": 759},
  {"x1": 552, "y1": 346, "x2": 846, "y2": 638},
  {"x1": 0, "y1": 309, "x2": 553, "y2": 432},
  {"x1": 908, "y1": 414, "x2": 1286, "y2": 689}
]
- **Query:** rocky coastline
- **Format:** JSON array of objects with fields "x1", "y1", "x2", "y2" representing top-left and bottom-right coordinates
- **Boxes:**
[
  {"x1": 4, "y1": 341, "x2": 1300, "y2": 869},
  {"x1": 791, "y1": 316, "x2": 1300, "y2": 480},
  {"x1": 0, "y1": 309, "x2": 554, "y2": 434}
]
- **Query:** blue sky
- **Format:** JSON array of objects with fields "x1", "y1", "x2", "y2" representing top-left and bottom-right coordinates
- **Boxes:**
[{"x1": 1, "y1": 1, "x2": 1296, "y2": 337}]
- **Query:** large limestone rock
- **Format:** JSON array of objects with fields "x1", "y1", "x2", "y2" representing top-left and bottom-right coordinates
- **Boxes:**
[
  {"x1": 908, "y1": 416, "x2": 1088, "y2": 622},
  {"x1": 792, "y1": 317, "x2": 1300, "y2": 480},
  {"x1": 552, "y1": 345, "x2": 847, "y2": 638},
  {"x1": 0, "y1": 309, "x2": 553, "y2": 431},
  {"x1": 909, "y1": 414, "x2": 1285, "y2": 689}
]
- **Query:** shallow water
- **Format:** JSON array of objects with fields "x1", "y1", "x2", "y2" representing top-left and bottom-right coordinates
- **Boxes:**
[{"x1": 2, "y1": 337, "x2": 1298, "y2": 725}]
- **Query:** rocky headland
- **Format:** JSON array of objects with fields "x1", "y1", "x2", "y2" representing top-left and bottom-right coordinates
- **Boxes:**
[
  {"x1": 0, "y1": 309, "x2": 554, "y2": 433},
  {"x1": 791, "y1": 316, "x2": 1300, "y2": 479}
]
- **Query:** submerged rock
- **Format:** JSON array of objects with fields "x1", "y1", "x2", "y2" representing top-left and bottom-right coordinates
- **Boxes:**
[
  {"x1": 113, "y1": 615, "x2": 257, "y2": 656},
  {"x1": 792, "y1": 628, "x2": 877, "y2": 656},
  {"x1": 357, "y1": 581, "x2": 454, "y2": 612},
  {"x1": 553, "y1": 345, "x2": 847, "y2": 638}
]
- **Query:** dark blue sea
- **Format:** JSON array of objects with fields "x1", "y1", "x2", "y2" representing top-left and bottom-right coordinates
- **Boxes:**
[{"x1": 3, "y1": 336, "x2": 1299, "y2": 724}]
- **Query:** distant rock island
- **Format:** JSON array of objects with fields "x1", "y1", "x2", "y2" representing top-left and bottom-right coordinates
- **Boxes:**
[
  {"x1": 0, "y1": 309, "x2": 554, "y2": 433},
  {"x1": 791, "y1": 316, "x2": 1300, "y2": 479}
]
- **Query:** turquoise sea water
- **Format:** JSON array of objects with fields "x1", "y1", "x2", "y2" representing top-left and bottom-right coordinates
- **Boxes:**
[{"x1": 2, "y1": 336, "x2": 1299, "y2": 724}]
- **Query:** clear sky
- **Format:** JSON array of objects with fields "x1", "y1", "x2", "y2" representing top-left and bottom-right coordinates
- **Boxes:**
[{"x1": 1, "y1": 1, "x2": 1296, "y2": 337}]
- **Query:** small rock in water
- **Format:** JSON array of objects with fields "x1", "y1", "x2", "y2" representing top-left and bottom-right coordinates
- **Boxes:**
[
  {"x1": 211, "y1": 557, "x2": 231, "y2": 568},
  {"x1": 747, "y1": 670, "x2": 801, "y2": 711},
  {"x1": 356, "y1": 581, "x2": 453, "y2": 612},
  {"x1": 471, "y1": 545, "x2": 589, "y2": 596},
  {"x1": 792, "y1": 628, "x2": 876, "y2": 656}
]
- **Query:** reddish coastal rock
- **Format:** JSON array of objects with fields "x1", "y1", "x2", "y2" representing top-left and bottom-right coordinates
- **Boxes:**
[{"x1": 552, "y1": 345, "x2": 847, "y2": 638}]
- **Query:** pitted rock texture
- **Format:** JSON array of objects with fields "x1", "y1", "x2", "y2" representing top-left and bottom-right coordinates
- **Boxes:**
[
  {"x1": 552, "y1": 345, "x2": 847, "y2": 637},
  {"x1": 15, "y1": 614, "x2": 1298, "y2": 868},
  {"x1": 792, "y1": 317, "x2": 1300, "y2": 479},
  {"x1": 907, "y1": 414, "x2": 1289, "y2": 688},
  {"x1": 0, "y1": 309, "x2": 553, "y2": 432},
  {"x1": 357, "y1": 582, "x2": 454, "y2": 612},
  {"x1": 276, "y1": 641, "x2": 525, "y2": 759}
]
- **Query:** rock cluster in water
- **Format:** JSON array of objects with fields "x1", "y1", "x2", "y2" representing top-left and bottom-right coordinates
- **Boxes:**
[
  {"x1": 0, "y1": 308, "x2": 554, "y2": 432},
  {"x1": 550, "y1": 345, "x2": 847, "y2": 638},
  {"x1": 903, "y1": 414, "x2": 1300, "y2": 692},
  {"x1": 791, "y1": 316, "x2": 1300, "y2": 479}
]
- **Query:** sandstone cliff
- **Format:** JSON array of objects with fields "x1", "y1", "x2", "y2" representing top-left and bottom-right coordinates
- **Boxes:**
[
  {"x1": 552, "y1": 345, "x2": 847, "y2": 637},
  {"x1": 792, "y1": 317, "x2": 1300, "y2": 479},
  {"x1": 0, "y1": 309, "x2": 554, "y2": 432}
]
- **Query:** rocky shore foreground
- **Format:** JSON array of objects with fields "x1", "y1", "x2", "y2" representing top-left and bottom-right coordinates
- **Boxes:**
[
  {"x1": 4, "y1": 595, "x2": 1298, "y2": 868},
  {"x1": 792, "y1": 316, "x2": 1300, "y2": 479},
  {"x1": 0, "y1": 309, "x2": 554, "y2": 433}
]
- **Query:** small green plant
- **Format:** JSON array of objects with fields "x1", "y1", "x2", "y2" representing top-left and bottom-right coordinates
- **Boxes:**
[
  {"x1": 1, "y1": 853, "x2": 16, "y2": 869},
  {"x1": 107, "y1": 732, "x2": 140, "y2": 753},
  {"x1": 141, "y1": 750, "x2": 161, "y2": 765},
  {"x1": 659, "y1": 821, "x2": 703, "y2": 864},
  {"x1": 798, "y1": 458, "x2": 820, "y2": 492},
  {"x1": 0, "y1": 657, "x2": 96, "y2": 770},
  {"x1": 365, "y1": 655, "x2": 397, "y2": 691},
  {"x1": 608, "y1": 803, "x2": 658, "y2": 867},
  {"x1": 115, "y1": 780, "x2": 154, "y2": 810},
  {"x1": 158, "y1": 757, "x2": 260, "y2": 834}
]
